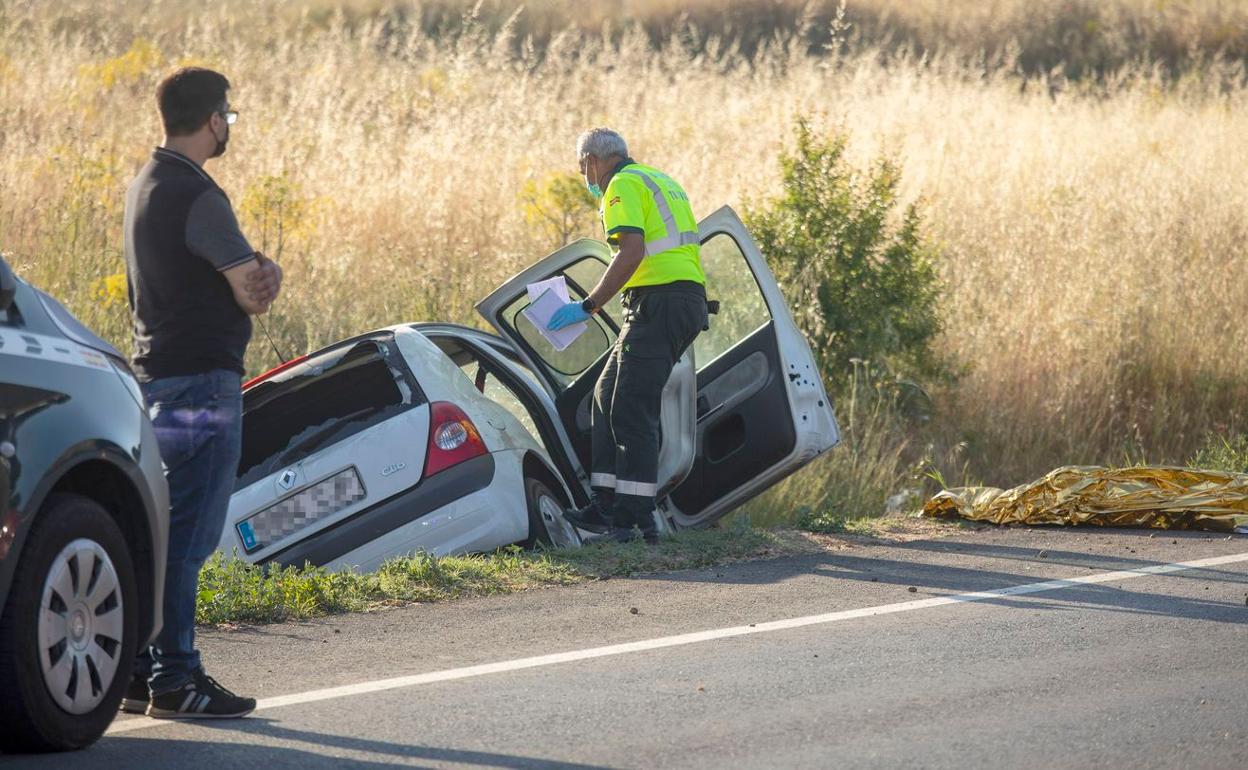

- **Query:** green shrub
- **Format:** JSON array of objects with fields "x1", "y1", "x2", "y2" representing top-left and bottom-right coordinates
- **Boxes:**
[{"x1": 747, "y1": 118, "x2": 945, "y2": 389}]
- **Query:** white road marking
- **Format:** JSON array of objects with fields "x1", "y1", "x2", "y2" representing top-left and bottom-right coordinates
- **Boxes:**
[{"x1": 107, "y1": 549, "x2": 1248, "y2": 736}]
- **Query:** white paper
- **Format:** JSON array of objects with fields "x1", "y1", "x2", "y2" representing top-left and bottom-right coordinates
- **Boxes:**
[
  {"x1": 526, "y1": 275, "x2": 572, "y2": 304},
  {"x1": 522, "y1": 282, "x2": 587, "y2": 352}
]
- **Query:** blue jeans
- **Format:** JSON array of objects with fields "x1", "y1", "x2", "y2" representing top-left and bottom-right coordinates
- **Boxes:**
[{"x1": 134, "y1": 370, "x2": 242, "y2": 693}]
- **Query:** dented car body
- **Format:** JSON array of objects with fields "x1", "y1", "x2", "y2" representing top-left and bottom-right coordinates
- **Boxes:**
[{"x1": 217, "y1": 206, "x2": 840, "y2": 571}]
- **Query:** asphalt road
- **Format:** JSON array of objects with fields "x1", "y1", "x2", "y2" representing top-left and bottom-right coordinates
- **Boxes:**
[{"x1": 5, "y1": 526, "x2": 1248, "y2": 769}]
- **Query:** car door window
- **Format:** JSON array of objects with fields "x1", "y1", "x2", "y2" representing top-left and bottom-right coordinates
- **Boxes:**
[
  {"x1": 428, "y1": 333, "x2": 549, "y2": 448},
  {"x1": 564, "y1": 257, "x2": 624, "y2": 321},
  {"x1": 462, "y1": 362, "x2": 542, "y2": 442},
  {"x1": 694, "y1": 233, "x2": 773, "y2": 369},
  {"x1": 497, "y1": 255, "x2": 621, "y2": 384}
]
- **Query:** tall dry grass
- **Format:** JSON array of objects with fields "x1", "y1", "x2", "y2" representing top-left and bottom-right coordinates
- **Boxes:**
[
  {"x1": 3, "y1": 1, "x2": 1248, "y2": 518},
  {"x1": 17, "y1": 0, "x2": 1248, "y2": 78}
]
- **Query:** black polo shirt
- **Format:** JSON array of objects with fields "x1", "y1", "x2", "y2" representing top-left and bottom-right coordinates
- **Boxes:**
[{"x1": 124, "y1": 148, "x2": 255, "y2": 381}]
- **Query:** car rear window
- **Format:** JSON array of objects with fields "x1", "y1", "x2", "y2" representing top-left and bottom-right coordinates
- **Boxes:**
[{"x1": 236, "y1": 338, "x2": 422, "y2": 488}]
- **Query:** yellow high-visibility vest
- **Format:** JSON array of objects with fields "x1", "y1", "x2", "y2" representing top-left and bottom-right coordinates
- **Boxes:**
[{"x1": 601, "y1": 162, "x2": 705, "y2": 290}]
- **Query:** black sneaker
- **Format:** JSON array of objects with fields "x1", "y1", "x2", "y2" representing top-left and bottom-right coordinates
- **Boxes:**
[
  {"x1": 565, "y1": 501, "x2": 613, "y2": 534},
  {"x1": 147, "y1": 669, "x2": 256, "y2": 719},
  {"x1": 120, "y1": 673, "x2": 149, "y2": 714}
]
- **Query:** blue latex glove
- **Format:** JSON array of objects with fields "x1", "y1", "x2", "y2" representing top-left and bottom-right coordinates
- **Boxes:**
[{"x1": 548, "y1": 301, "x2": 591, "y2": 331}]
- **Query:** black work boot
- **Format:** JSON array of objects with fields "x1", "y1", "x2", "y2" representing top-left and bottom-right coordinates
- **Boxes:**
[
  {"x1": 612, "y1": 495, "x2": 660, "y2": 544},
  {"x1": 564, "y1": 495, "x2": 614, "y2": 534},
  {"x1": 610, "y1": 526, "x2": 660, "y2": 546}
]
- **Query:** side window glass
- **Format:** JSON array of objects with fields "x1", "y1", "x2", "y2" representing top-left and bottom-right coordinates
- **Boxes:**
[
  {"x1": 461, "y1": 363, "x2": 542, "y2": 443},
  {"x1": 500, "y1": 255, "x2": 620, "y2": 383},
  {"x1": 694, "y1": 233, "x2": 772, "y2": 368},
  {"x1": 432, "y1": 334, "x2": 550, "y2": 450}
]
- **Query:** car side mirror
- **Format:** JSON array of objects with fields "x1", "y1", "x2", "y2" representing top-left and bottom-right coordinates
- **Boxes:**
[{"x1": 0, "y1": 257, "x2": 16, "y2": 312}]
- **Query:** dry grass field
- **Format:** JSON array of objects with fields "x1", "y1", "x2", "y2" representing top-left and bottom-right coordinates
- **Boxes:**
[{"x1": 3, "y1": 0, "x2": 1247, "y2": 522}]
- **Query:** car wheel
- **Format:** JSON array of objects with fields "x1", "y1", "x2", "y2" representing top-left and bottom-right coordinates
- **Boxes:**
[
  {"x1": 524, "y1": 476, "x2": 581, "y2": 549},
  {"x1": 0, "y1": 493, "x2": 139, "y2": 753}
]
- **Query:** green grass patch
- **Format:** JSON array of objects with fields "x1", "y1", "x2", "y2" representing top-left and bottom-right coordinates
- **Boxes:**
[
  {"x1": 196, "y1": 525, "x2": 787, "y2": 626},
  {"x1": 552, "y1": 523, "x2": 779, "y2": 577},
  {"x1": 797, "y1": 512, "x2": 889, "y2": 536}
]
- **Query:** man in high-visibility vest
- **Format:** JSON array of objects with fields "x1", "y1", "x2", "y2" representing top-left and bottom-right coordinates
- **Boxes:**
[{"x1": 548, "y1": 127, "x2": 708, "y2": 543}]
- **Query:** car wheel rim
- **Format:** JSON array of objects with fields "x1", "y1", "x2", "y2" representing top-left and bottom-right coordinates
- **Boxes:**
[
  {"x1": 537, "y1": 493, "x2": 580, "y2": 548},
  {"x1": 37, "y1": 538, "x2": 124, "y2": 715}
]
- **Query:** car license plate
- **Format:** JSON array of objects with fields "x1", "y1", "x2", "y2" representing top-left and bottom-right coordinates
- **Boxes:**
[{"x1": 237, "y1": 467, "x2": 366, "y2": 553}]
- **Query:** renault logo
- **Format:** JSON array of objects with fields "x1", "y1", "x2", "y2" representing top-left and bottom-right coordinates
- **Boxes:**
[{"x1": 277, "y1": 469, "x2": 298, "y2": 491}]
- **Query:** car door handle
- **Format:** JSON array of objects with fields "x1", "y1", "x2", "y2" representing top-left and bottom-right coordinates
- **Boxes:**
[{"x1": 697, "y1": 401, "x2": 727, "y2": 424}]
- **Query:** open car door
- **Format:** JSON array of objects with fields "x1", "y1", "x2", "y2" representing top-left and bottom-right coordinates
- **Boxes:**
[
  {"x1": 476, "y1": 205, "x2": 839, "y2": 529},
  {"x1": 667, "y1": 206, "x2": 839, "y2": 528},
  {"x1": 475, "y1": 241, "x2": 699, "y2": 502}
]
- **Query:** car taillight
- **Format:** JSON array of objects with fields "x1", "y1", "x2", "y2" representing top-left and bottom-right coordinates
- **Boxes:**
[
  {"x1": 243, "y1": 354, "x2": 310, "y2": 390},
  {"x1": 423, "y1": 402, "x2": 487, "y2": 477}
]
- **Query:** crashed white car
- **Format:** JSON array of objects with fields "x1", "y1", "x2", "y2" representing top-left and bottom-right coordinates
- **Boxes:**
[{"x1": 217, "y1": 207, "x2": 840, "y2": 571}]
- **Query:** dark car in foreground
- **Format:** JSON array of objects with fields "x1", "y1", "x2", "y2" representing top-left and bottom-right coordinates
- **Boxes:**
[{"x1": 0, "y1": 256, "x2": 169, "y2": 753}]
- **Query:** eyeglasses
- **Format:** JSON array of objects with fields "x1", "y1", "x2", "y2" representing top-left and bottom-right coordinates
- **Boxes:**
[{"x1": 220, "y1": 109, "x2": 238, "y2": 125}]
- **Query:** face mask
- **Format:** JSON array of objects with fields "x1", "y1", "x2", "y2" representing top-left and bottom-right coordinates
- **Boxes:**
[
  {"x1": 210, "y1": 118, "x2": 229, "y2": 158},
  {"x1": 584, "y1": 160, "x2": 603, "y2": 199}
]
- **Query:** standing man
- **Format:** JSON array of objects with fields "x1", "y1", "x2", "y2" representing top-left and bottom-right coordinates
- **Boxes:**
[
  {"x1": 549, "y1": 128, "x2": 708, "y2": 544},
  {"x1": 121, "y1": 67, "x2": 281, "y2": 718}
]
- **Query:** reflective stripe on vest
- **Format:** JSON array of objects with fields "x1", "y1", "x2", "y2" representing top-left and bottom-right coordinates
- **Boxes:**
[{"x1": 620, "y1": 169, "x2": 700, "y2": 257}]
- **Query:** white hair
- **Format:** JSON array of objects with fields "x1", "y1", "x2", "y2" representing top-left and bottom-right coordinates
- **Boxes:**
[{"x1": 576, "y1": 127, "x2": 628, "y2": 161}]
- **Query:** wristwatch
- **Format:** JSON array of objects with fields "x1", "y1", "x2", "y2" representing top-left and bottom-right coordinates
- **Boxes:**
[{"x1": 581, "y1": 297, "x2": 598, "y2": 315}]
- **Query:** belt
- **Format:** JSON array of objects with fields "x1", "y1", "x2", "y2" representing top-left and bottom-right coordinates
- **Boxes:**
[{"x1": 622, "y1": 281, "x2": 707, "y2": 300}]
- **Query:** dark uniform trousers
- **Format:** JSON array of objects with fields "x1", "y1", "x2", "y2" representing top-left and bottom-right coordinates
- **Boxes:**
[{"x1": 591, "y1": 280, "x2": 709, "y2": 532}]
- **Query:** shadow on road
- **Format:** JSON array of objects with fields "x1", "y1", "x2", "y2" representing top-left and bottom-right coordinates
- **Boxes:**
[
  {"x1": 633, "y1": 535, "x2": 1248, "y2": 626},
  {"x1": 8, "y1": 719, "x2": 619, "y2": 770},
  {"x1": 891, "y1": 533, "x2": 1248, "y2": 580}
]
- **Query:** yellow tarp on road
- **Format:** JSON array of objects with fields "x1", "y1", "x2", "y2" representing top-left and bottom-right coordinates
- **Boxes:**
[{"x1": 923, "y1": 466, "x2": 1248, "y2": 533}]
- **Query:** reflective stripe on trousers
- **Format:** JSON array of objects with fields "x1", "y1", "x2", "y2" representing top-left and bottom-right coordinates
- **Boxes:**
[
  {"x1": 620, "y1": 169, "x2": 700, "y2": 256},
  {"x1": 616, "y1": 479, "x2": 659, "y2": 496}
]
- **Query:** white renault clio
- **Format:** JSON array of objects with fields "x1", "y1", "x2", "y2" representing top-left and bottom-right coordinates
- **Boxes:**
[{"x1": 216, "y1": 207, "x2": 840, "y2": 571}]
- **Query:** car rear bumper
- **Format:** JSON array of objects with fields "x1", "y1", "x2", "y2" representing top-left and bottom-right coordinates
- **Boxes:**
[{"x1": 264, "y1": 453, "x2": 497, "y2": 569}]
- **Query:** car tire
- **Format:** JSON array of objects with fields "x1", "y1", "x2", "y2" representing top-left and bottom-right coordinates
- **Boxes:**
[
  {"x1": 0, "y1": 493, "x2": 139, "y2": 753},
  {"x1": 523, "y1": 476, "x2": 581, "y2": 549}
]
